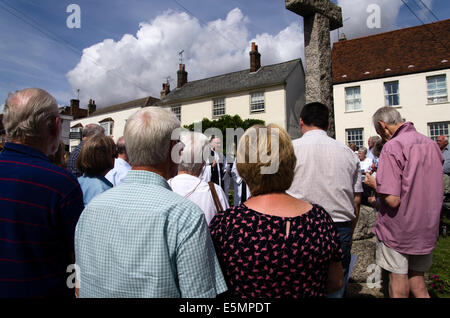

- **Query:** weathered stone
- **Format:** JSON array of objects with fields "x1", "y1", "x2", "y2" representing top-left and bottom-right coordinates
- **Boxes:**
[
  {"x1": 285, "y1": 0, "x2": 343, "y2": 30},
  {"x1": 349, "y1": 237, "x2": 376, "y2": 283},
  {"x1": 285, "y1": 0, "x2": 343, "y2": 137},
  {"x1": 353, "y1": 204, "x2": 377, "y2": 241}
]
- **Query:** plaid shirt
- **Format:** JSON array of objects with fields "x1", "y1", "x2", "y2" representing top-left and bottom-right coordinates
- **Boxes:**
[
  {"x1": 75, "y1": 170, "x2": 227, "y2": 298},
  {"x1": 67, "y1": 142, "x2": 82, "y2": 178}
]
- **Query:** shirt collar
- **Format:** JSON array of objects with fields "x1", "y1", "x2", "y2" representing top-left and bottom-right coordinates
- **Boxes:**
[
  {"x1": 302, "y1": 129, "x2": 328, "y2": 137},
  {"x1": 123, "y1": 169, "x2": 171, "y2": 190},
  {"x1": 391, "y1": 122, "x2": 416, "y2": 139},
  {"x1": 2, "y1": 142, "x2": 49, "y2": 162}
]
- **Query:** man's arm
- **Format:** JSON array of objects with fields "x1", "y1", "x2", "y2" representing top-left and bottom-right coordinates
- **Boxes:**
[
  {"x1": 443, "y1": 150, "x2": 450, "y2": 174},
  {"x1": 176, "y1": 209, "x2": 227, "y2": 297},
  {"x1": 352, "y1": 193, "x2": 361, "y2": 233},
  {"x1": 379, "y1": 193, "x2": 401, "y2": 209}
]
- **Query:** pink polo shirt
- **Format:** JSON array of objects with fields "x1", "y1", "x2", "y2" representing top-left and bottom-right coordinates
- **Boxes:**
[{"x1": 374, "y1": 122, "x2": 443, "y2": 255}]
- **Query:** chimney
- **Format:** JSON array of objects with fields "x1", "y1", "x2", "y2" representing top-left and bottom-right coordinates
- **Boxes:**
[
  {"x1": 160, "y1": 82, "x2": 171, "y2": 99},
  {"x1": 249, "y1": 42, "x2": 261, "y2": 73},
  {"x1": 88, "y1": 99, "x2": 96, "y2": 115},
  {"x1": 339, "y1": 33, "x2": 347, "y2": 41},
  {"x1": 177, "y1": 64, "x2": 188, "y2": 88},
  {"x1": 70, "y1": 99, "x2": 80, "y2": 117}
]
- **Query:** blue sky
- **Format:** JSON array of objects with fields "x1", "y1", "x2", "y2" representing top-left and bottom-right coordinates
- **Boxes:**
[{"x1": 0, "y1": 0, "x2": 449, "y2": 111}]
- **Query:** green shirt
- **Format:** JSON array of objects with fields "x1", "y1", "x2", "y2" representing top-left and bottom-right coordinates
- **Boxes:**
[{"x1": 75, "y1": 170, "x2": 227, "y2": 298}]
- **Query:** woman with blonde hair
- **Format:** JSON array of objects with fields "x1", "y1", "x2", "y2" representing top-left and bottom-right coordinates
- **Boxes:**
[
  {"x1": 209, "y1": 124, "x2": 344, "y2": 298},
  {"x1": 76, "y1": 134, "x2": 116, "y2": 205}
]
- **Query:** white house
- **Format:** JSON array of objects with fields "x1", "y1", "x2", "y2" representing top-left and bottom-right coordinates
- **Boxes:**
[
  {"x1": 332, "y1": 19, "x2": 450, "y2": 149},
  {"x1": 158, "y1": 42, "x2": 306, "y2": 139},
  {"x1": 69, "y1": 96, "x2": 159, "y2": 151}
]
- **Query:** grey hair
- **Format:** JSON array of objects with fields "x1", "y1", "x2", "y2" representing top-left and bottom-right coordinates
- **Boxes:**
[
  {"x1": 358, "y1": 147, "x2": 367, "y2": 155},
  {"x1": 82, "y1": 123, "x2": 104, "y2": 138},
  {"x1": 178, "y1": 131, "x2": 210, "y2": 175},
  {"x1": 3, "y1": 88, "x2": 58, "y2": 142},
  {"x1": 124, "y1": 107, "x2": 180, "y2": 166},
  {"x1": 370, "y1": 135, "x2": 382, "y2": 144},
  {"x1": 372, "y1": 107, "x2": 404, "y2": 132}
]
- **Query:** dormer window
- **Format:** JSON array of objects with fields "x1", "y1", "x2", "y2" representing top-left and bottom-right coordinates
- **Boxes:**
[{"x1": 99, "y1": 118, "x2": 114, "y2": 136}]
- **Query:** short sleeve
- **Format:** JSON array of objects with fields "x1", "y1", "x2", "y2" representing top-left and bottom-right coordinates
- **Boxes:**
[
  {"x1": 176, "y1": 205, "x2": 227, "y2": 297},
  {"x1": 376, "y1": 149, "x2": 403, "y2": 197}
]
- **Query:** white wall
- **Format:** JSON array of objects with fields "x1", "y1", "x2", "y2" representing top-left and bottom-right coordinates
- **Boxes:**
[
  {"x1": 69, "y1": 107, "x2": 141, "y2": 148},
  {"x1": 170, "y1": 85, "x2": 287, "y2": 131},
  {"x1": 334, "y1": 68, "x2": 450, "y2": 147}
]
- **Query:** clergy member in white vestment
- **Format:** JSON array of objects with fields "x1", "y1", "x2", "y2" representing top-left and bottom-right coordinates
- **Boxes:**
[
  {"x1": 105, "y1": 136, "x2": 131, "y2": 186},
  {"x1": 202, "y1": 137, "x2": 230, "y2": 193},
  {"x1": 169, "y1": 132, "x2": 229, "y2": 224},
  {"x1": 231, "y1": 159, "x2": 251, "y2": 206}
]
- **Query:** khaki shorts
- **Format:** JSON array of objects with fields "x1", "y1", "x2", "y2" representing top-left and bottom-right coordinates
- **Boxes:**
[{"x1": 376, "y1": 238, "x2": 433, "y2": 275}]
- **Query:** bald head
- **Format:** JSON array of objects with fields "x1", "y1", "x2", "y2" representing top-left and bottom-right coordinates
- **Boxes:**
[
  {"x1": 3, "y1": 88, "x2": 60, "y2": 154},
  {"x1": 437, "y1": 135, "x2": 448, "y2": 150}
]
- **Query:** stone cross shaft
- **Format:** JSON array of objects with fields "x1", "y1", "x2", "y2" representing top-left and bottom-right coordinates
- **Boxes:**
[{"x1": 286, "y1": 0, "x2": 343, "y2": 137}]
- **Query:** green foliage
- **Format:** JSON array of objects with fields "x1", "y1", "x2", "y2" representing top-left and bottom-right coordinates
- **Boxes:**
[
  {"x1": 428, "y1": 215, "x2": 450, "y2": 298},
  {"x1": 183, "y1": 115, "x2": 265, "y2": 153}
]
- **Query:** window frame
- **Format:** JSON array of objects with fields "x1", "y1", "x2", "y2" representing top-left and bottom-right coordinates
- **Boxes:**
[
  {"x1": 427, "y1": 74, "x2": 448, "y2": 104},
  {"x1": 345, "y1": 86, "x2": 362, "y2": 112},
  {"x1": 346, "y1": 128, "x2": 364, "y2": 150},
  {"x1": 212, "y1": 97, "x2": 226, "y2": 118},
  {"x1": 250, "y1": 91, "x2": 265, "y2": 113},
  {"x1": 428, "y1": 122, "x2": 450, "y2": 141},
  {"x1": 384, "y1": 81, "x2": 400, "y2": 106},
  {"x1": 99, "y1": 121, "x2": 114, "y2": 136},
  {"x1": 171, "y1": 105, "x2": 181, "y2": 121}
]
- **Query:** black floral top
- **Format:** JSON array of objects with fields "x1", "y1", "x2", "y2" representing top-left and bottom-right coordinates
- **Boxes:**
[{"x1": 209, "y1": 204, "x2": 343, "y2": 298}]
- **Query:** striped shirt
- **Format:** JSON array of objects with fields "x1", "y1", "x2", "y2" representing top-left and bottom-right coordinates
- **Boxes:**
[
  {"x1": 75, "y1": 170, "x2": 227, "y2": 298},
  {"x1": 0, "y1": 142, "x2": 84, "y2": 298}
]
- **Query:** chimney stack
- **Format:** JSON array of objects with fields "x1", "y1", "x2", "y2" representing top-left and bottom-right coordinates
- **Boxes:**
[
  {"x1": 88, "y1": 99, "x2": 96, "y2": 115},
  {"x1": 249, "y1": 42, "x2": 261, "y2": 73},
  {"x1": 160, "y1": 82, "x2": 171, "y2": 99},
  {"x1": 70, "y1": 99, "x2": 80, "y2": 116},
  {"x1": 177, "y1": 64, "x2": 188, "y2": 88}
]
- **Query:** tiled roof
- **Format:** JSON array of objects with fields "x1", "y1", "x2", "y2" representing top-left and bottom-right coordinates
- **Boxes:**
[
  {"x1": 159, "y1": 59, "x2": 302, "y2": 105},
  {"x1": 91, "y1": 96, "x2": 160, "y2": 116},
  {"x1": 332, "y1": 19, "x2": 450, "y2": 84}
]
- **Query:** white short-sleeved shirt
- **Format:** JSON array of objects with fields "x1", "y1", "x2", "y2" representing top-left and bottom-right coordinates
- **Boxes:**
[
  {"x1": 169, "y1": 174, "x2": 230, "y2": 224},
  {"x1": 287, "y1": 129, "x2": 363, "y2": 223}
]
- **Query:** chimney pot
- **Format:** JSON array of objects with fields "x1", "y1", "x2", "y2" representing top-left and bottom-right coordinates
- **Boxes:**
[{"x1": 339, "y1": 33, "x2": 347, "y2": 41}]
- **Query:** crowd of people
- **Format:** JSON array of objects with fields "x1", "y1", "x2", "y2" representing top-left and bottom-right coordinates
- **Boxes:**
[{"x1": 0, "y1": 88, "x2": 445, "y2": 298}]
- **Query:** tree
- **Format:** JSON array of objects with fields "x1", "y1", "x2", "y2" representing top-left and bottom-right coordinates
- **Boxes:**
[{"x1": 183, "y1": 115, "x2": 265, "y2": 154}]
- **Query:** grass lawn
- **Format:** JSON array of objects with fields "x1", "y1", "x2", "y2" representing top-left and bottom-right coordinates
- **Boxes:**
[{"x1": 428, "y1": 215, "x2": 450, "y2": 298}]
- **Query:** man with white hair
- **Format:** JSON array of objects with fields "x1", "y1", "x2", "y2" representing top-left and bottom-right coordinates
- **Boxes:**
[
  {"x1": 0, "y1": 88, "x2": 84, "y2": 298},
  {"x1": 169, "y1": 131, "x2": 229, "y2": 224},
  {"x1": 105, "y1": 136, "x2": 131, "y2": 186},
  {"x1": 67, "y1": 123, "x2": 104, "y2": 177},
  {"x1": 365, "y1": 107, "x2": 443, "y2": 298},
  {"x1": 75, "y1": 107, "x2": 227, "y2": 298},
  {"x1": 436, "y1": 135, "x2": 450, "y2": 174}
]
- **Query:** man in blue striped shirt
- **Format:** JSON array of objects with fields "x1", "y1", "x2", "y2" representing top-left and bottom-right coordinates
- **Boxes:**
[
  {"x1": 75, "y1": 107, "x2": 227, "y2": 298},
  {"x1": 0, "y1": 88, "x2": 84, "y2": 298}
]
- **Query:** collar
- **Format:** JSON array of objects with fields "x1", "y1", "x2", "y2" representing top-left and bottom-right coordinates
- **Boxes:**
[
  {"x1": 2, "y1": 142, "x2": 49, "y2": 162},
  {"x1": 302, "y1": 129, "x2": 328, "y2": 137},
  {"x1": 123, "y1": 169, "x2": 171, "y2": 190},
  {"x1": 116, "y1": 157, "x2": 131, "y2": 168},
  {"x1": 391, "y1": 122, "x2": 416, "y2": 139}
]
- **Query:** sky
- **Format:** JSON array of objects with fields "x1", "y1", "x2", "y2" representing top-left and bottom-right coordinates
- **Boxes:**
[{"x1": 0, "y1": 0, "x2": 449, "y2": 112}]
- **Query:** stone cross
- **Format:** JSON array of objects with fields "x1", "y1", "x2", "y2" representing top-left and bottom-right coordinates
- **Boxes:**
[{"x1": 286, "y1": 0, "x2": 343, "y2": 137}]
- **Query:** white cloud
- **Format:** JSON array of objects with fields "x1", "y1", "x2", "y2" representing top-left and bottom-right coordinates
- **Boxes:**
[
  {"x1": 66, "y1": 8, "x2": 304, "y2": 108},
  {"x1": 331, "y1": 0, "x2": 405, "y2": 42}
]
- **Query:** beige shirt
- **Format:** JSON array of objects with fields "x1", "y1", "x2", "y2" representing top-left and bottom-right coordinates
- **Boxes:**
[{"x1": 287, "y1": 129, "x2": 363, "y2": 223}]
